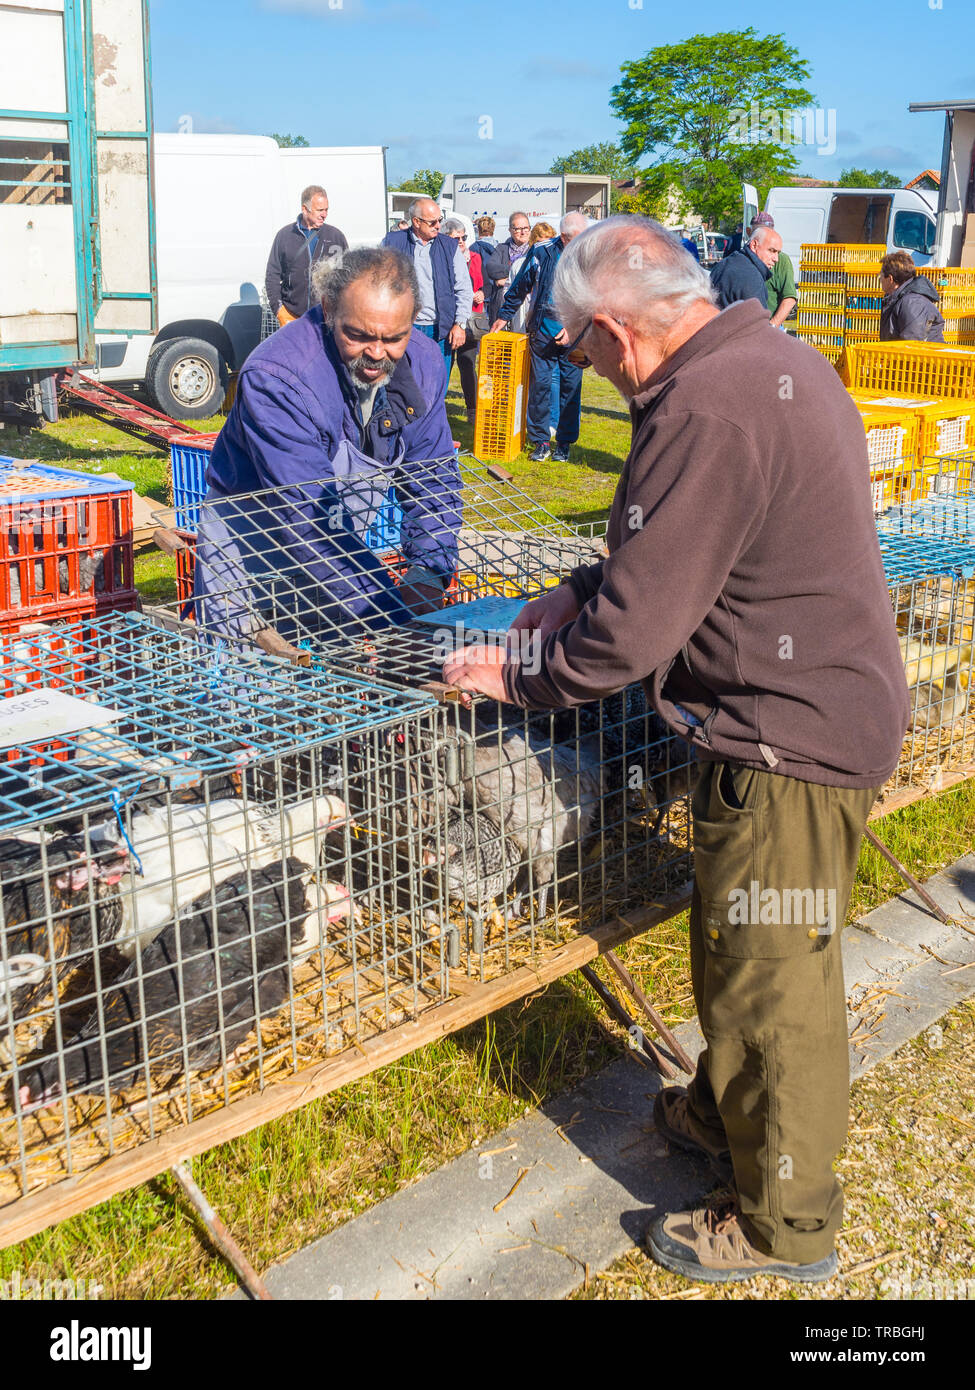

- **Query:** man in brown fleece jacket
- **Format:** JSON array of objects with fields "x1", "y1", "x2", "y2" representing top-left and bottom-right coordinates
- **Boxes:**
[{"x1": 444, "y1": 215, "x2": 909, "y2": 1285}]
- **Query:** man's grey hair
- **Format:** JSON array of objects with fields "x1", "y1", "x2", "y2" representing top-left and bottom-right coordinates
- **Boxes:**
[
  {"x1": 443, "y1": 217, "x2": 466, "y2": 236},
  {"x1": 560, "y1": 211, "x2": 588, "y2": 237},
  {"x1": 301, "y1": 184, "x2": 327, "y2": 207},
  {"x1": 312, "y1": 245, "x2": 419, "y2": 320},
  {"x1": 409, "y1": 196, "x2": 438, "y2": 221},
  {"x1": 553, "y1": 214, "x2": 717, "y2": 339},
  {"x1": 508, "y1": 210, "x2": 529, "y2": 228},
  {"x1": 748, "y1": 225, "x2": 774, "y2": 248}
]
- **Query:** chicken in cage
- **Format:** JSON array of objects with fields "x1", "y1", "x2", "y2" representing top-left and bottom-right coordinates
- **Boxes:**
[{"x1": 0, "y1": 609, "x2": 452, "y2": 1208}]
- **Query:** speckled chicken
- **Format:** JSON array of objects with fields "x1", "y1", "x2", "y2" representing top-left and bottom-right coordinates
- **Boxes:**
[
  {"x1": 422, "y1": 810, "x2": 521, "y2": 948},
  {"x1": 17, "y1": 857, "x2": 354, "y2": 1107}
]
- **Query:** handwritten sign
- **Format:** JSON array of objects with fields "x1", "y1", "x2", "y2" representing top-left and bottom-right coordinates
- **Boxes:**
[
  {"x1": 415, "y1": 596, "x2": 526, "y2": 635},
  {"x1": 0, "y1": 688, "x2": 122, "y2": 750}
]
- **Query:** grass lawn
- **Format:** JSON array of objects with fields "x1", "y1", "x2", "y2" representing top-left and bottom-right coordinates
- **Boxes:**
[{"x1": 0, "y1": 370, "x2": 972, "y2": 1297}]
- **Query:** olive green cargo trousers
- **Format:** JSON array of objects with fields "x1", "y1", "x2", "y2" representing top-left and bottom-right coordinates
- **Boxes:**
[{"x1": 685, "y1": 760, "x2": 878, "y2": 1264}]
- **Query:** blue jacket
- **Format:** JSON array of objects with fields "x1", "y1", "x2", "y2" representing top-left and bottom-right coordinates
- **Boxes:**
[
  {"x1": 710, "y1": 246, "x2": 770, "y2": 310},
  {"x1": 499, "y1": 238, "x2": 565, "y2": 339},
  {"x1": 205, "y1": 308, "x2": 461, "y2": 622},
  {"x1": 382, "y1": 227, "x2": 457, "y2": 340}
]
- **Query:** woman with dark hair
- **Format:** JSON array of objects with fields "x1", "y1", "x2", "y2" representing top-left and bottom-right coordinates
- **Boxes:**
[{"x1": 880, "y1": 252, "x2": 945, "y2": 342}]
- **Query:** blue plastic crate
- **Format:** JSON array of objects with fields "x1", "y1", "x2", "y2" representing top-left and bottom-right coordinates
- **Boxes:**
[
  {"x1": 362, "y1": 487, "x2": 403, "y2": 551},
  {"x1": 0, "y1": 458, "x2": 134, "y2": 502},
  {"x1": 170, "y1": 436, "x2": 214, "y2": 531}
]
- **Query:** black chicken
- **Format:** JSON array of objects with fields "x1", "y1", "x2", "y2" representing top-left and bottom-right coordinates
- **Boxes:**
[
  {"x1": 0, "y1": 833, "x2": 128, "y2": 1022},
  {"x1": 16, "y1": 856, "x2": 352, "y2": 1106}
]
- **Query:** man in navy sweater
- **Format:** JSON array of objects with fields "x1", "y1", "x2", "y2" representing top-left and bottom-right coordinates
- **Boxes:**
[
  {"x1": 382, "y1": 199, "x2": 473, "y2": 389},
  {"x1": 710, "y1": 226, "x2": 781, "y2": 310}
]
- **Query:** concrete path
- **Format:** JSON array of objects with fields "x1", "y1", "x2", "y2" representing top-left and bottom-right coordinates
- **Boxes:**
[{"x1": 244, "y1": 856, "x2": 975, "y2": 1300}]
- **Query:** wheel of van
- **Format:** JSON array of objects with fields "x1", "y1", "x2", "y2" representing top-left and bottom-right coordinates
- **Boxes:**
[{"x1": 145, "y1": 337, "x2": 225, "y2": 419}]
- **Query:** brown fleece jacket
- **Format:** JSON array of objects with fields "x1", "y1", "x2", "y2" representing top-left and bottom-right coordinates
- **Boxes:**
[{"x1": 503, "y1": 300, "x2": 909, "y2": 789}]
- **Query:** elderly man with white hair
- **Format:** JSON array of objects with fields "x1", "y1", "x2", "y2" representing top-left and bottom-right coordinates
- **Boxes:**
[
  {"x1": 446, "y1": 215, "x2": 909, "y2": 1285},
  {"x1": 490, "y1": 210, "x2": 590, "y2": 463},
  {"x1": 710, "y1": 222, "x2": 782, "y2": 311}
]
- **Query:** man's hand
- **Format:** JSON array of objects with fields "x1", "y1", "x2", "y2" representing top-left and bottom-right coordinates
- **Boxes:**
[
  {"x1": 443, "y1": 643, "x2": 509, "y2": 705},
  {"x1": 276, "y1": 306, "x2": 297, "y2": 328},
  {"x1": 448, "y1": 324, "x2": 466, "y2": 351},
  {"x1": 490, "y1": 318, "x2": 509, "y2": 333},
  {"x1": 553, "y1": 327, "x2": 569, "y2": 346},
  {"x1": 509, "y1": 584, "x2": 580, "y2": 641},
  {"x1": 473, "y1": 290, "x2": 485, "y2": 307}
]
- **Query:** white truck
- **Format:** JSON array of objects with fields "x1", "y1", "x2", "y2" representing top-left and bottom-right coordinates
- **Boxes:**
[
  {"x1": 907, "y1": 98, "x2": 975, "y2": 266},
  {"x1": 743, "y1": 181, "x2": 939, "y2": 271},
  {"x1": 437, "y1": 172, "x2": 611, "y2": 228},
  {"x1": 0, "y1": 0, "x2": 155, "y2": 426},
  {"x1": 94, "y1": 135, "x2": 389, "y2": 418}
]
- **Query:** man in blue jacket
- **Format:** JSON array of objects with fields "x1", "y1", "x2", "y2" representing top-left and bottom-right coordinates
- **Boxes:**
[
  {"x1": 491, "y1": 211, "x2": 589, "y2": 463},
  {"x1": 196, "y1": 246, "x2": 461, "y2": 640},
  {"x1": 710, "y1": 226, "x2": 780, "y2": 310}
]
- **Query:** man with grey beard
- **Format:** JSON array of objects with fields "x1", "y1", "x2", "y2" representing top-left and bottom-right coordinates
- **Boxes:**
[{"x1": 196, "y1": 246, "x2": 461, "y2": 625}]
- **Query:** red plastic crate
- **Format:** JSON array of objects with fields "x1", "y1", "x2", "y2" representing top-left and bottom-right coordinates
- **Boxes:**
[
  {"x1": 0, "y1": 464, "x2": 138, "y2": 629},
  {"x1": 0, "y1": 619, "x2": 96, "y2": 765}
]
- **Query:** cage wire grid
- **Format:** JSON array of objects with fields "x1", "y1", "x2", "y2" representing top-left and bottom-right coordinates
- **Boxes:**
[
  {"x1": 155, "y1": 458, "x2": 694, "y2": 974},
  {"x1": 0, "y1": 608, "x2": 461, "y2": 1204}
]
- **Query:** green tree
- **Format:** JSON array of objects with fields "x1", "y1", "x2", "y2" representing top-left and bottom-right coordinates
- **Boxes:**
[
  {"x1": 397, "y1": 169, "x2": 445, "y2": 199},
  {"x1": 268, "y1": 133, "x2": 310, "y2": 147},
  {"x1": 836, "y1": 167, "x2": 902, "y2": 188},
  {"x1": 611, "y1": 29, "x2": 816, "y2": 227}
]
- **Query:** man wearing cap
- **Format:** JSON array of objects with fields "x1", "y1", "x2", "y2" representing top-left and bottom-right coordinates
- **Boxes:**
[{"x1": 752, "y1": 213, "x2": 797, "y2": 328}]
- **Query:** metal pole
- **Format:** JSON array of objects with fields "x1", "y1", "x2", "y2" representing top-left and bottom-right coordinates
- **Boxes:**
[
  {"x1": 171, "y1": 1159, "x2": 273, "y2": 1301},
  {"x1": 862, "y1": 824, "x2": 953, "y2": 926}
]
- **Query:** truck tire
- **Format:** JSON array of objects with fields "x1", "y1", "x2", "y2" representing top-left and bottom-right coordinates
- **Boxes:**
[{"x1": 145, "y1": 337, "x2": 225, "y2": 419}]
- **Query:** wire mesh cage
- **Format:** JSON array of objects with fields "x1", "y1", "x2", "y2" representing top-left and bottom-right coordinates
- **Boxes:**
[
  {"x1": 0, "y1": 609, "x2": 459, "y2": 1208},
  {"x1": 876, "y1": 531, "x2": 975, "y2": 794},
  {"x1": 153, "y1": 458, "x2": 693, "y2": 984}
]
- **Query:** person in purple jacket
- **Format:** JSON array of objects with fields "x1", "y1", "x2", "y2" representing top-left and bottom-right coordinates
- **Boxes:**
[{"x1": 195, "y1": 247, "x2": 461, "y2": 640}]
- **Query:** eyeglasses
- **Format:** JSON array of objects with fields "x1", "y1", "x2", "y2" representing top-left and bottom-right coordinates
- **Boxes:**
[
  {"x1": 416, "y1": 216, "x2": 443, "y2": 226},
  {"x1": 563, "y1": 319, "x2": 593, "y2": 355},
  {"x1": 511, "y1": 225, "x2": 530, "y2": 233}
]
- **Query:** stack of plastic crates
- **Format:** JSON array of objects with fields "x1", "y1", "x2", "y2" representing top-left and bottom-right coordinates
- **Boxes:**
[
  {"x1": 0, "y1": 459, "x2": 138, "y2": 635},
  {"x1": 797, "y1": 245, "x2": 882, "y2": 361},
  {"x1": 0, "y1": 607, "x2": 453, "y2": 1217},
  {"x1": 915, "y1": 267, "x2": 975, "y2": 345},
  {"x1": 853, "y1": 391, "x2": 975, "y2": 501},
  {"x1": 839, "y1": 340, "x2": 975, "y2": 400},
  {"x1": 877, "y1": 530, "x2": 975, "y2": 791},
  {"x1": 152, "y1": 460, "x2": 693, "y2": 989},
  {"x1": 473, "y1": 332, "x2": 530, "y2": 462},
  {"x1": 848, "y1": 394, "x2": 920, "y2": 512}
]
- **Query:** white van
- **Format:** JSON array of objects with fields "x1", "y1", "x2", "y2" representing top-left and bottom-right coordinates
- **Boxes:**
[
  {"x1": 93, "y1": 135, "x2": 388, "y2": 418},
  {"x1": 742, "y1": 182, "x2": 938, "y2": 272}
]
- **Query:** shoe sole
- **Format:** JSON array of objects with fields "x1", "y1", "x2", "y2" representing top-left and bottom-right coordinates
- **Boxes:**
[
  {"x1": 646, "y1": 1224, "x2": 839, "y2": 1285},
  {"x1": 653, "y1": 1097, "x2": 735, "y2": 1185}
]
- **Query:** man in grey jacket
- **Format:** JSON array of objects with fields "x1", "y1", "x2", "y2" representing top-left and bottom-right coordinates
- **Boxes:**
[
  {"x1": 880, "y1": 251, "x2": 945, "y2": 341},
  {"x1": 444, "y1": 215, "x2": 909, "y2": 1286}
]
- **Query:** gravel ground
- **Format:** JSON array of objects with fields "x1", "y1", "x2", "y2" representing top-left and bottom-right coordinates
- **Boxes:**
[{"x1": 574, "y1": 999, "x2": 975, "y2": 1301}]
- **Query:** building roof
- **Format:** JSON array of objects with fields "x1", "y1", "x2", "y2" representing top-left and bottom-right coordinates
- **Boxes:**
[{"x1": 905, "y1": 169, "x2": 941, "y2": 189}]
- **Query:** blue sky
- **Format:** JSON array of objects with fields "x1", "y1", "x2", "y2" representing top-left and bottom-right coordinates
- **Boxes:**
[{"x1": 148, "y1": 0, "x2": 974, "y2": 183}]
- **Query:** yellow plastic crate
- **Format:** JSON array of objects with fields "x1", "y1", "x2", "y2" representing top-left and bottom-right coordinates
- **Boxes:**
[
  {"x1": 799, "y1": 243, "x2": 880, "y2": 269},
  {"x1": 797, "y1": 284, "x2": 845, "y2": 310},
  {"x1": 220, "y1": 373, "x2": 238, "y2": 415},
  {"x1": 473, "y1": 332, "x2": 530, "y2": 462},
  {"x1": 795, "y1": 327, "x2": 844, "y2": 350},
  {"x1": 942, "y1": 327, "x2": 975, "y2": 346},
  {"x1": 939, "y1": 289, "x2": 975, "y2": 317},
  {"x1": 916, "y1": 266, "x2": 975, "y2": 291},
  {"x1": 846, "y1": 271, "x2": 884, "y2": 291},
  {"x1": 849, "y1": 394, "x2": 920, "y2": 467},
  {"x1": 797, "y1": 269, "x2": 846, "y2": 287},
  {"x1": 840, "y1": 341, "x2": 975, "y2": 399},
  {"x1": 855, "y1": 391, "x2": 975, "y2": 462},
  {"x1": 796, "y1": 308, "x2": 844, "y2": 330},
  {"x1": 845, "y1": 311, "x2": 881, "y2": 335}
]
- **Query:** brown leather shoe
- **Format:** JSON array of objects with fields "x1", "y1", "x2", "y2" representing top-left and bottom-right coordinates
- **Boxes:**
[
  {"x1": 653, "y1": 1086, "x2": 734, "y2": 1184},
  {"x1": 647, "y1": 1193, "x2": 839, "y2": 1284}
]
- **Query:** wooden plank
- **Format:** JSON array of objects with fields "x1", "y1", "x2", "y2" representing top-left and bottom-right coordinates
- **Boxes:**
[
  {"x1": 0, "y1": 889, "x2": 692, "y2": 1249},
  {"x1": 870, "y1": 765, "x2": 975, "y2": 821}
]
